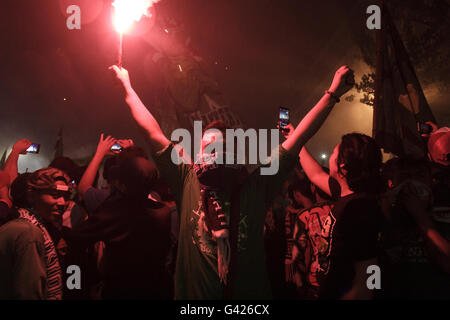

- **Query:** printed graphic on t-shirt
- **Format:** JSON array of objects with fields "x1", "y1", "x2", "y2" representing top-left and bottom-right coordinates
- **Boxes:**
[
  {"x1": 286, "y1": 207, "x2": 306, "y2": 287},
  {"x1": 296, "y1": 203, "x2": 335, "y2": 287},
  {"x1": 191, "y1": 203, "x2": 217, "y2": 257},
  {"x1": 190, "y1": 203, "x2": 248, "y2": 257}
]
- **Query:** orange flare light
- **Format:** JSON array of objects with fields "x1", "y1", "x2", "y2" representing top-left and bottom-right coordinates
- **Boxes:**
[{"x1": 112, "y1": 0, "x2": 158, "y2": 34}]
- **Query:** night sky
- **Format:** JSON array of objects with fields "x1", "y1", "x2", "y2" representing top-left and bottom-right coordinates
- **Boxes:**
[{"x1": 1, "y1": 0, "x2": 448, "y2": 172}]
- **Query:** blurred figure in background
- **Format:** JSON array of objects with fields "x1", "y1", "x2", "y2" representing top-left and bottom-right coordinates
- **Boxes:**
[
  {"x1": 63, "y1": 156, "x2": 175, "y2": 299},
  {"x1": 379, "y1": 157, "x2": 450, "y2": 299},
  {"x1": 283, "y1": 173, "x2": 315, "y2": 298},
  {"x1": 77, "y1": 134, "x2": 134, "y2": 215}
]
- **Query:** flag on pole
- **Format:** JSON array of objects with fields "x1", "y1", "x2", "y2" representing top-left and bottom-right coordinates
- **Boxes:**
[
  {"x1": 373, "y1": 5, "x2": 436, "y2": 158},
  {"x1": 0, "y1": 148, "x2": 7, "y2": 170},
  {"x1": 53, "y1": 127, "x2": 64, "y2": 159}
]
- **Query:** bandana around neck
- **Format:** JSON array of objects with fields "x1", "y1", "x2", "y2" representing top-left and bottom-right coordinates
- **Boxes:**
[
  {"x1": 193, "y1": 151, "x2": 245, "y2": 284},
  {"x1": 17, "y1": 208, "x2": 63, "y2": 300}
]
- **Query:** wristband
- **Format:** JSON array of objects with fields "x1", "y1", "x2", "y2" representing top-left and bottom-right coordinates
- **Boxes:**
[{"x1": 325, "y1": 90, "x2": 340, "y2": 103}]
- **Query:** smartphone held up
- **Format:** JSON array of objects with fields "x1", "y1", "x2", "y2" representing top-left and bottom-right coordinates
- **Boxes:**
[
  {"x1": 417, "y1": 122, "x2": 433, "y2": 135},
  {"x1": 111, "y1": 142, "x2": 123, "y2": 153},
  {"x1": 26, "y1": 143, "x2": 40, "y2": 154},
  {"x1": 279, "y1": 107, "x2": 290, "y2": 131}
]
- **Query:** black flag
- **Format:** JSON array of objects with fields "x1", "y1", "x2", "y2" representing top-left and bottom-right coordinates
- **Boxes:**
[{"x1": 373, "y1": 6, "x2": 436, "y2": 157}]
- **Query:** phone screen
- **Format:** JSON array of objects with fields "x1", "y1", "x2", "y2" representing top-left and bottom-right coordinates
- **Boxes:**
[
  {"x1": 419, "y1": 123, "x2": 432, "y2": 134},
  {"x1": 279, "y1": 107, "x2": 289, "y2": 128},
  {"x1": 26, "y1": 143, "x2": 40, "y2": 154},
  {"x1": 111, "y1": 142, "x2": 123, "y2": 152}
]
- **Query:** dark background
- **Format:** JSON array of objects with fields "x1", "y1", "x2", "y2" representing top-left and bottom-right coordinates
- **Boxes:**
[{"x1": 0, "y1": 0, "x2": 448, "y2": 172}]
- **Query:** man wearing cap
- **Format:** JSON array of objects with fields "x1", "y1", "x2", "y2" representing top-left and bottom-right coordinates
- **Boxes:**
[{"x1": 0, "y1": 168, "x2": 71, "y2": 299}]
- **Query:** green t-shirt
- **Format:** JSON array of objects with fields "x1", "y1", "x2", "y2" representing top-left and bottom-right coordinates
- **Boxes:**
[
  {"x1": 0, "y1": 219, "x2": 47, "y2": 299},
  {"x1": 154, "y1": 143, "x2": 298, "y2": 299}
]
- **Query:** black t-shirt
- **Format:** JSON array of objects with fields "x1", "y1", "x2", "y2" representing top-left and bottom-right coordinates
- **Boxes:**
[
  {"x1": 379, "y1": 204, "x2": 450, "y2": 299},
  {"x1": 318, "y1": 192, "x2": 381, "y2": 299},
  {"x1": 64, "y1": 194, "x2": 174, "y2": 299},
  {"x1": 329, "y1": 176, "x2": 342, "y2": 201}
]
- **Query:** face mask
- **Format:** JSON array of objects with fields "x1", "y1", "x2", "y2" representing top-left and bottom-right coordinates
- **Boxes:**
[
  {"x1": 193, "y1": 151, "x2": 245, "y2": 285},
  {"x1": 194, "y1": 151, "x2": 243, "y2": 193}
]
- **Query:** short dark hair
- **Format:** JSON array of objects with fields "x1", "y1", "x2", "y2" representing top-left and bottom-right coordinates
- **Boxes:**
[
  {"x1": 49, "y1": 157, "x2": 78, "y2": 180},
  {"x1": 288, "y1": 177, "x2": 315, "y2": 203},
  {"x1": 115, "y1": 146, "x2": 148, "y2": 165},
  {"x1": 117, "y1": 157, "x2": 158, "y2": 198},
  {"x1": 105, "y1": 146, "x2": 148, "y2": 182},
  {"x1": 337, "y1": 133, "x2": 382, "y2": 194},
  {"x1": 10, "y1": 173, "x2": 33, "y2": 208}
]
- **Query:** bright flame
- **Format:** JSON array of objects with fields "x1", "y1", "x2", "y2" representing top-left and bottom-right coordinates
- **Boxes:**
[{"x1": 112, "y1": 0, "x2": 159, "y2": 33}]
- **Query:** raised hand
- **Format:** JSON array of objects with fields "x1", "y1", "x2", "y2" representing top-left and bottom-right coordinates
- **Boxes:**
[
  {"x1": 96, "y1": 133, "x2": 117, "y2": 156},
  {"x1": 277, "y1": 122, "x2": 295, "y2": 140},
  {"x1": 12, "y1": 139, "x2": 33, "y2": 155},
  {"x1": 328, "y1": 65, "x2": 355, "y2": 98},
  {"x1": 117, "y1": 139, "x2": 134, "y2": 150},
  {"x1": 109, "y1": 65, "x2": 132, "y2": 91}
]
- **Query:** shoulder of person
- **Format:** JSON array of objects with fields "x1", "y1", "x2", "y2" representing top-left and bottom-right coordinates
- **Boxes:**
[{"x1": 0, "y1": 219, "x2": 44, "y2": 243}]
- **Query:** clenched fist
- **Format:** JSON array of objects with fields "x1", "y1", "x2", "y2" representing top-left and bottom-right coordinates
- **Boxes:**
[
  {"x1": 12, "y1": 139, "x2": 33, "y2": 155},
  {"x1": 109, "y1": 65, "x2": 132, "y2": 91},
  {"x1": 328, "y1": 65, "x2": 355, "y2": 98}
]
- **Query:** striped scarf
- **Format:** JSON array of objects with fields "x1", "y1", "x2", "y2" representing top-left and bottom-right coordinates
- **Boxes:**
[{"x1": 17, "y1": 208, "x2": 63, "y2": 300}]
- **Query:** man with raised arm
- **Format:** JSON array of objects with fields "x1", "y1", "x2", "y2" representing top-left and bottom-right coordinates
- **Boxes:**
[
  {"x1": 3, "y1": 139, "x2": 33, "y2": 186},
  {"x1": 0, "y1": 140, "x2": 33, "y2": 227},
  {"x1": 110, "y1": 64, "x2": 354, "y2": 299}
]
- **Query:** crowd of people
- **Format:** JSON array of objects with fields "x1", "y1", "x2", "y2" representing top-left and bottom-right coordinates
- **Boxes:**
[{"x1": 0, "y1": 65, "x2": 448, "y2": 300}]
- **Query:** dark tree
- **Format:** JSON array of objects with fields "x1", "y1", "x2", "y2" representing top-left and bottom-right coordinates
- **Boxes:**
[{"x1": 354, "y1": 0, "x2": 450, "y2": 106}]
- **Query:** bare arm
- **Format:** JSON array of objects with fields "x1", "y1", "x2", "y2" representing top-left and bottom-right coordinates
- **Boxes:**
[
  {"x1": 78, "y1": 134, "x2": 116, "y2": 199},
  {"x1": 417, "y1": 218, "x2": 450, "y2": 274},
  {"x1": 0, "y1": 170, "x2": 12, "y2": 208},
  {"x1": 109, "y1": 65, "x2": 170, "y2": 153},
  {"x1": 4, "y1": 139, "x2": 32, "y2": 184},
  {"x1": 280, "y1": 125, "x2": 331, "y2": 196},
  {"x1": 282, "y1": 66, "x2": 354, "y2": 155}
]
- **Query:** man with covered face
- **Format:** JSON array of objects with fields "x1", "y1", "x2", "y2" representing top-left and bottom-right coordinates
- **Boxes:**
[{"x1": 110, "y1": 64, "x2": 354, "y2": 299}]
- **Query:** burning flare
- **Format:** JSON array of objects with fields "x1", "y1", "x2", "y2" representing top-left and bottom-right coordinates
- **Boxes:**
[{"x1": 112, "y1": 0, "x2": 159, "y2": 33}]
